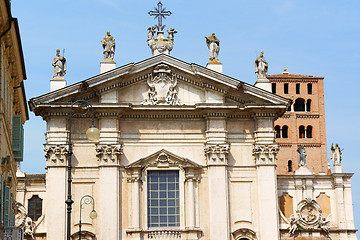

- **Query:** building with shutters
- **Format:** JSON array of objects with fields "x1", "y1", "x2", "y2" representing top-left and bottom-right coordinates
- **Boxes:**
[{"x1": 0, "y1": 0, "x2": 28, "y2": 238}]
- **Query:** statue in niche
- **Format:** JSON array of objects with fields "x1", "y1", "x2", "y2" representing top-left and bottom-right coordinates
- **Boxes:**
[
  {"x1": 52, "y1": 49, "x2": 66, "y2": 78},
  {"x1": 101, "y1": 31, "x2": 115, "y2": 61},
  {"x1": 255, "y1": 50, "x2": 268, "y2": 79},
  {"x1": 297, "y1": 146, "x2": 307, "y2": 167},
  {"x1": 205, "y1": 33, "x2": 220, "y2": 63},
  {"x1": 331, "y1": 143, "x2": 342, "y2": 165}
]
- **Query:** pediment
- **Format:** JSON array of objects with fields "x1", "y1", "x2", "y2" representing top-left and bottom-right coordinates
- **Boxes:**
[
  {"x1": 126, "y1": 149, "x2": 201, "y2": 169},
  {"x1": 29, "y1": 54, "x2": 290, "y2": 115}
]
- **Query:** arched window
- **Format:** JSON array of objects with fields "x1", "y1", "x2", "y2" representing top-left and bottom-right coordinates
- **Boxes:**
[
  {"x1": 307, "y1": 126, "x2": 313, "y2": 138},
  {"x1": 28, "y1": 195, "x2": 43, "y2": 221},
  {"x1": 282, "y1": 125, "x2": 288, "y2": 138},
  {"x1": 275, "y1": 125, "x2": 281, "y2": 138},
  {"x1": 299, "y1": 125, "x2": 305, "y2": 138},
  {"x1": 306, "y1": 99, "x2": 311, "y2": 112},
  {"x1": 294, "y1": 98, "x2": 305, "y2": 112},
  {"x1": 307, "y1": 83, "x2": 312, "y2": 94},
  {"x1": 288, "y1": 160, "x2": 293, "y2": 172}
]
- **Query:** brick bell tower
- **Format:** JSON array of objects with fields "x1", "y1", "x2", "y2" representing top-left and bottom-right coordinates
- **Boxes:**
[{"x1": 267, "y1": 68, "x2": 328, "y2": 175}]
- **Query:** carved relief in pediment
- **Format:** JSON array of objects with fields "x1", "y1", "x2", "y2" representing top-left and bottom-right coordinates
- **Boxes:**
[{"x1": 143, "y1": 64, "x2": 180, "y2": 105}]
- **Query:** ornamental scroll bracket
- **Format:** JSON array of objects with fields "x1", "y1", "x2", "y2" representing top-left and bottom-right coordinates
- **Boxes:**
[{"x1": 143, "y1": 64, "x2": 180, "y2": 105}]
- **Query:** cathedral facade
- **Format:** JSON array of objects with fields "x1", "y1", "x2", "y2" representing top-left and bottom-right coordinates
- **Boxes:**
[{"x1": 15, "y1": 13, "x2": 357, "y2": 240}]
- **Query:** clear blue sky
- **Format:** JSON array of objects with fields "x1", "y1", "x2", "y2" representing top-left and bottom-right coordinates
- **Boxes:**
[{"x1": 12, "y1": 0, "x2": 359, "y2": 235}]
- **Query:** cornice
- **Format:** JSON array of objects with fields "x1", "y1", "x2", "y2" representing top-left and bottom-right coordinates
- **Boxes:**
[{"x1": 296, "y1": 113, "x2": 320, "y2": 119}]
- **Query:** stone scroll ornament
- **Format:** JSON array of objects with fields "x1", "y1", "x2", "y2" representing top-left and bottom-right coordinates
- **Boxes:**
[
  {"x1": 143, "y1": 64, "x2": 180, "y2": 105},
  {"x1": 289, "y1": 198, "x2": 330, "y2": 234}
]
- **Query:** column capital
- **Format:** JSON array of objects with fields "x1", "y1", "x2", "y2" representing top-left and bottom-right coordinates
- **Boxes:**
[
  {"x1": 96, "y1": 144, "x2": 123, "y2": 166},
  {"x1": 204, "y1": 143, "x2": 230, "y2": 166},
  {"x1": 252, "y1": 144, "x2": 279, "y2": 166},
  {"x1": 44, "y1": 144, "x2": 69, "y2": 167}
]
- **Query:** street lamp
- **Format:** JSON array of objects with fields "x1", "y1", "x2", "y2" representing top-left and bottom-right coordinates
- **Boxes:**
[
  {"x1": 66, "y1": 100, "x2": 100, "y2": 240},
  {"x1": 79, "y1": 195, "x2": 97, "y2": 240}
]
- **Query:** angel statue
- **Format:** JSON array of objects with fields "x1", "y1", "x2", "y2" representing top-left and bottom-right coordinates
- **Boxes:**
[
  {"x1": 205, "y1": 33, "x2": 220, "y2": 62},
  {"x1": 101, "y1": 31, "x2": 115, "y2": 60}
]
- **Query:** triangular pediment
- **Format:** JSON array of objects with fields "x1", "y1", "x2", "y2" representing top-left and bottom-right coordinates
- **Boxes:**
[
  {"x1": 126, "y1": 149, "x2": 201, "y2": 169},
  {"x1": 29, "y1": 54, "x2": 290, "y2": 116}
]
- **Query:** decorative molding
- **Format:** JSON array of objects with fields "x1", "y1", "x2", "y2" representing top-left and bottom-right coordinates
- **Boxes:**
[
  {"x1": 232, "y1": 227, "x2": 257, "y2": 240},
  {"x1": 98, "y1": 73, "x2": 151, "y2": 94},
  {"x1": 143, "y1": 64, "x2": 180, "y2": 105},
  {"x1": 296, "y1": 114, "x2": 320, "y2": 119},
  {"x1": 121, "y1": 113, "x2": 203, "y2": 119},
  {"x1": 268, "y1": 78, "x2": 320, "y2": 83},
  {"x1": 252, "y1": 144, "x2": 279, "y2": 166},
  {"x1": 253, "y1": 112, "x2": 277, "y2": 118},
  {"x1": 204, "y1": 143, "x2": 230, "y2": 166},
  {"x1": 96, "y1": 144, "x2": 123, "y2": 164},
  {"x1": 43, "y1": 144, "x2": 69, "y2": 166}
]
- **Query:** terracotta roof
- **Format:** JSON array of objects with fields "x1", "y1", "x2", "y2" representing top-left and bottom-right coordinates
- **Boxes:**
[{"x1": 268, "y1": 73, "x2": 323, "y2": 79}]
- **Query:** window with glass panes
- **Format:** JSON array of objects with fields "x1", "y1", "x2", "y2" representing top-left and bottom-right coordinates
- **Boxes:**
[
  {"x1": 28, "y1": 195, "x2": 42, "y2": 221},
  {"x1": 147, "y1": 171, "x2": 179, "y2": 227}
]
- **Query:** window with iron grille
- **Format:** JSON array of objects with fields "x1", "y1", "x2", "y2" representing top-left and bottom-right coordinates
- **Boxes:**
[
  {"x1": 28, "y1": 195, "x2": 42, "y2": 221},
  {"x1": 147, "y1": 171, "x2": 179, "y2": 228}
]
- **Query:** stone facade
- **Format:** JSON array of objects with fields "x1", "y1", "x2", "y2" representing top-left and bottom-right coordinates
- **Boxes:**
[{"x1": 18, "y1": 54, "x2": 357, "y2": 240}]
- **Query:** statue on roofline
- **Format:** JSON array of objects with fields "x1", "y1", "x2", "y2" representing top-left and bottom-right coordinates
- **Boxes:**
[
  {"x1": 205, "y1": 33, "x2": 220, "y2": 63},
  {"x1": 297, "y1": 146, "x2": 307, "y2": 167},
  {"x1": 52, "y1": 49, "x2": 66, "y2": 78},
  {"x1": 331, "y1": 143, "x2": 342, "y2": 166},
  {"x1": 101, "y1": 31, "x2": 115, "y2": 61},
  {"x1": 255, "y1": 50, "x2": 268, "y2": 79}
]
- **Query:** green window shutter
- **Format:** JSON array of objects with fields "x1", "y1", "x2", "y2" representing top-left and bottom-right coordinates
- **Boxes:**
[
  {"x1": 0, "y1": 176, "x2": 3, "y2": 223},
  {"x1": 4, "y1": 186, "x2": 10, "y2": 227},
  {"x1": 12, "y1": 116, "x2": 24, "y2": 162}
]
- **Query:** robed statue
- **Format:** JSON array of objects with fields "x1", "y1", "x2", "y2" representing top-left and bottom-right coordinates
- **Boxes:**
[
  {"x1": 297, "y1": 146, "x2": 307, "y2": 167},
  {"x1": 205, "y1": 33, "x2": 220, "y2": 62},
  {"x1": 52, "y1": 49, "x2": 66, "y2": 78},
  {"x1": 101, "y1": 31, "x2": 115, "y2": 60},
  {"x1": 255, "y1": 50, "x2": 268, "y2": 79}
]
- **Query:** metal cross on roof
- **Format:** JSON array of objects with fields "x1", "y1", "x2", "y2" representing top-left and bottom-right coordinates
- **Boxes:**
[{"x1": 148, "y1": 1, "x2": 172, "y2": 31}]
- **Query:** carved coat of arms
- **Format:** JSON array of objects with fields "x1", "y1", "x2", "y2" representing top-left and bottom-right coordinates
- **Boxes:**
[
  {"x1": 289, "y1": 198, "x2": 330, "y2": 234},
  {"x1": 144, "y1": 64, "x2": 180, "y2": 105}
]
